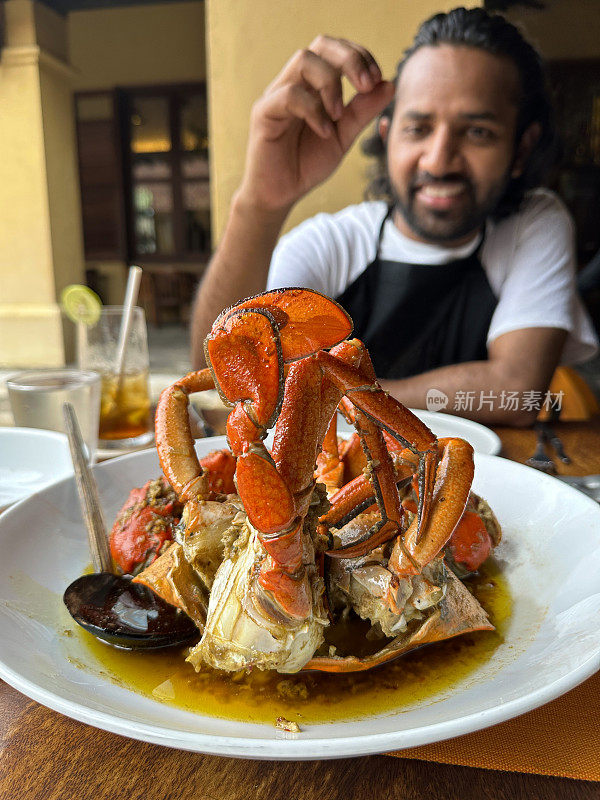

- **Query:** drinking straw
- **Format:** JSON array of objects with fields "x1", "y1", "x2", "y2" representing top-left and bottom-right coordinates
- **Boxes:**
[
  {"x1": 77, "y1": 321, "x2": 86, "y2": 370},
  {"x1": 115, "y1": 265, "x2": 142, "y2": 386}
]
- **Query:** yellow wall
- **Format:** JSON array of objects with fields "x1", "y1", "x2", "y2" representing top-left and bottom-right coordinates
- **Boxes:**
[
  {"x1": 0, "y1": 52, "x2": 54, "y2": 306},
  {"x1": 40, "y1": 62, "x2": 86, "y2": 301},
  {"x1": 505, "y1": 0, "x2": 600, "y2": 60},
  {"x1": 0, "y1": 52, "x2": 64, "y2": 365},
  {"x1": 206, "y1": 0, "x2": 469, "y2": 240},
  {"x1": 0, "y1": 0, "x2": 84, "y2": 366},
  {"x1": 68, "y1": 2, "x2": 206, "y2": 91}
]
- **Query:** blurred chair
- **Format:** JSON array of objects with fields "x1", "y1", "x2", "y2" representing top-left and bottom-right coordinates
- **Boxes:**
[
  {"x1": 138, "y1": 265, "x2": 203, "y2": 326},
  {"x1": 541, "y1": 366, "x2": 600, "y2": 421},
  {"x1": 139, "y1": 265, "x2": 185, "y2": 327}
]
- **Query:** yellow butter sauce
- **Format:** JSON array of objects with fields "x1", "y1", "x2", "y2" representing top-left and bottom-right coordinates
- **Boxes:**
[{"x1": 75, "y1": 561, "x2": 510, "y2": 724}]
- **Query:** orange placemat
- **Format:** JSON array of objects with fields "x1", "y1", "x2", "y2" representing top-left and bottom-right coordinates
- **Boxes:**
[{"x1": 387, "y1": 670, "x2": 600, "y2": 781}]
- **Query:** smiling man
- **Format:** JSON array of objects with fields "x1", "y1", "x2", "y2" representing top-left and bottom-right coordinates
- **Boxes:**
[
  {"x1": 192, "y1": 7, "x2": 597, "y2": 424},
  {"x1": 385, "y1": 47, "x2": 523, "y2": 245}
]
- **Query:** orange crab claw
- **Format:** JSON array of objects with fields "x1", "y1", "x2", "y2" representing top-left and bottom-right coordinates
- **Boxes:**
[
  {"x1": 227, "y1": 287, "x2": 353, "y2": 362},
  {"x1": 206, "y1": 308, "x2": 283, "y2": 431}
]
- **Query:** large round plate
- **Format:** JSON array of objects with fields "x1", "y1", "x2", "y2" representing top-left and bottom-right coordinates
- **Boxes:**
[
  {"x1": 335, "y1": 410, "x2": 501, "y2": 456},
  {"x1": 0, "y1": 439, "x2": 598, "y2": 759},
  {"x1": 411, "y1": 409, "x2": 501, "y2": 455}
]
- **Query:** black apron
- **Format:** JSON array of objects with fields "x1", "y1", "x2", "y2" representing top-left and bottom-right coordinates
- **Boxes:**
[{"x1": 335, "y1": 207, "x2": 498, "y2": 379}]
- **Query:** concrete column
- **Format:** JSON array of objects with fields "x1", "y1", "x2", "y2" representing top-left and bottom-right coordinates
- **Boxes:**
[{"x1": 0, "y1": 0, "x2": 85, "y2": 366}]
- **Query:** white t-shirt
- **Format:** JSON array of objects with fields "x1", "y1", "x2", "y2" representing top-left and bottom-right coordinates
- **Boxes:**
[{"x1": 268, "y1": 189, "x2": 598, "y2": 364}]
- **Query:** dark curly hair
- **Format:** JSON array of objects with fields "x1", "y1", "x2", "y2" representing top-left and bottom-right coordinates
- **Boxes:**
[{"x1": 363, "y1": 7, "x2": 558, "y2": 220}]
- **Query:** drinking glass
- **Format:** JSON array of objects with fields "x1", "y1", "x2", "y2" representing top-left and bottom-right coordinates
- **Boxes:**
[
  {"x1": 78, "y1": 306, "x2": 153, "y2": 449},
  {"x1": 7, "y1": 369, "x2": 101, "y2": 464}
]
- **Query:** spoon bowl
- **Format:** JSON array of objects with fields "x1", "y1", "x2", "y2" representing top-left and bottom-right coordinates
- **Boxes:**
[{"x1": 64, "y1": 572, "x2": 199, "y2": 650}]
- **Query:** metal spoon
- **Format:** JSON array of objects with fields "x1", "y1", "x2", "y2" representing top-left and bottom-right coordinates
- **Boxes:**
[{"x1": 61, "y1": 402, "x2": 198, "y2": 650}]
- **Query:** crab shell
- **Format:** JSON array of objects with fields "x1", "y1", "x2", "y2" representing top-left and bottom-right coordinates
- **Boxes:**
[{"x1": 134, "y1": 492, "x2": 496, "y2": 673}]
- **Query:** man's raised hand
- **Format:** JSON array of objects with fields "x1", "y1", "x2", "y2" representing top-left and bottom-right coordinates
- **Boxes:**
[{"x1": 238, "y1": 36, "x2": 395, "y2": 214}]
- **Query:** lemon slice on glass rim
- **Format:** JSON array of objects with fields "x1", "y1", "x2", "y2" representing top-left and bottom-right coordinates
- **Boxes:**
[{"x1": 61, "y1": 284, "x2": 102, "y2": 326}]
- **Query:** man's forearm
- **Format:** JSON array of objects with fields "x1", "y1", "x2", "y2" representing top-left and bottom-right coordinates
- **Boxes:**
[
  {"x1": 381, "y1": 360, "x2": 543, "y2": 426},
  {"x1": 191, "y1": 192, "x2": 290, "y2": 367}
]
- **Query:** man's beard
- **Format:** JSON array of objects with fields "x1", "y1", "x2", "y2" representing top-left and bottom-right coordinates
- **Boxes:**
[{"x1": 390, "y1": 170, "x2": 513, "y2": 244}]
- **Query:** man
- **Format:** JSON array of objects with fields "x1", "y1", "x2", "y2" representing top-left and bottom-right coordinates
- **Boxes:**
[{"x1": 192, "y1": 7, "x2": 597, "y2": 425}]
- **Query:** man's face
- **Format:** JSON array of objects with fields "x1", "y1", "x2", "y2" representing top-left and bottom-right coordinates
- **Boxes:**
[{"x1": 385, "y1": 45, "x2": 522, "y2": 245}]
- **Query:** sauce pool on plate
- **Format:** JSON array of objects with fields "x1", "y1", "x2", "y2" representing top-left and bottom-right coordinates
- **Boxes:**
[{"x1": 73, "y1": 561, "x2": 510, "y2": 725}]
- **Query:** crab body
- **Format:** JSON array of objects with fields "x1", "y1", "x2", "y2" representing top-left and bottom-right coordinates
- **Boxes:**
[{"x1": 135, "y1": 288, "x2": 499, "y2": 673}]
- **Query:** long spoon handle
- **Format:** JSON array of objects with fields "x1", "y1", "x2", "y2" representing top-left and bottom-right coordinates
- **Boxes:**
[{"x1": 63, "y1": 402, "x2": 112, "y2": 573}]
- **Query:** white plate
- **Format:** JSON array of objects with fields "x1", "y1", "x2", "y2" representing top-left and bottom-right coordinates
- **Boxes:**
[
  {"x1": 335, "y1": 409, "x2": 501, "y2": 456},
  {"x1": 411, "y1": 409, "x2": 501, "y2": 455},
  {"x1": 0, "y1": 439, "x2": 599, "y2": 759},
  {"x1": 0, "y1": 427, "x2": 72, "y2": 511}
]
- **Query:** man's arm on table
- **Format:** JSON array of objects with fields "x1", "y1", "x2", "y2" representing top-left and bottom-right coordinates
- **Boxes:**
[{"x1": 380, "y1": 327, "x2": 567, "y2": 426}]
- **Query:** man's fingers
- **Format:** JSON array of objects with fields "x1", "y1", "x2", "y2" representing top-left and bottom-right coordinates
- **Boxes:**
[
  {"x1": 308, "y1": 35, "x2": 382, "y2": 93},
  {"x1": 338, "y1": 38, "x2": 382, "y2": 83},
  {"x1": 256, "y1": 83, "x2": 335, "y2": 140},
  {"x1": 262, "y1": 38, "x2": 384, "y2": 132},
  {"x1": 337, "y1": 80, "x2": 395, "y2": 151},
  {"x1": 295, "y1": 49, "x2": 344, "y2": 121}
]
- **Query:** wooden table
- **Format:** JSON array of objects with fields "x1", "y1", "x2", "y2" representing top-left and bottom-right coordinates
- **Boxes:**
[{"x1": 2, "y1": 420, "x2": 599, "y2": 800}]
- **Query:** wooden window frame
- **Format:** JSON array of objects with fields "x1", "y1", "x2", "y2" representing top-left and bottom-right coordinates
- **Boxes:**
[
  {"x1": 74, "y1": 88, "x2": 128, "y2": 261},
  {"x1": 118, "y1": 82, "x2": 211, "y2": 265}
]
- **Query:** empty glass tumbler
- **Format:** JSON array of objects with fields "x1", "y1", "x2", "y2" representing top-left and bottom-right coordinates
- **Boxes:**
[{"x1": 7, "y1": 369, "x2": 101, "y2": 463}]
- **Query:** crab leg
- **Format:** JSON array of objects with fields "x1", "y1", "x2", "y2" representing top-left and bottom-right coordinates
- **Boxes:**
[
  {"x1": 155, "y1": 369, "x2": 215, "y2": 501},
  {"x1": 206, "y1": 308, "x2": 304, "y2": 615},
  {"x1": 261, "y1": 346, "x2": 363, "y2": 613},
  {"x1": 314, "y1": 349, "x2": 438, "y2": 555},
  {"x1": 314, "y1": 414, "x2": 345, "y2": 492},
  {"x1": 205, "y1": 300, "x2": 355, "y2": 619},
  {"x1": 312, "y1": 341, "x2": 369, "y2": 494},
  {"x1": 273, "y1": 339, "x2": 364, "y2": 513},
  {"x1": 316, "y1": 351, "x2": 421, "y2": 568},
  {"x1": 389, "y1": 438, "x2": 474, "y2": 577}
]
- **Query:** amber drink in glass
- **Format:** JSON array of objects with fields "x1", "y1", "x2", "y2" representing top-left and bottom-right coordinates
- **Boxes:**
[{"x1": 80, "y1": 306, "x2": 153, "y2": 448}]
